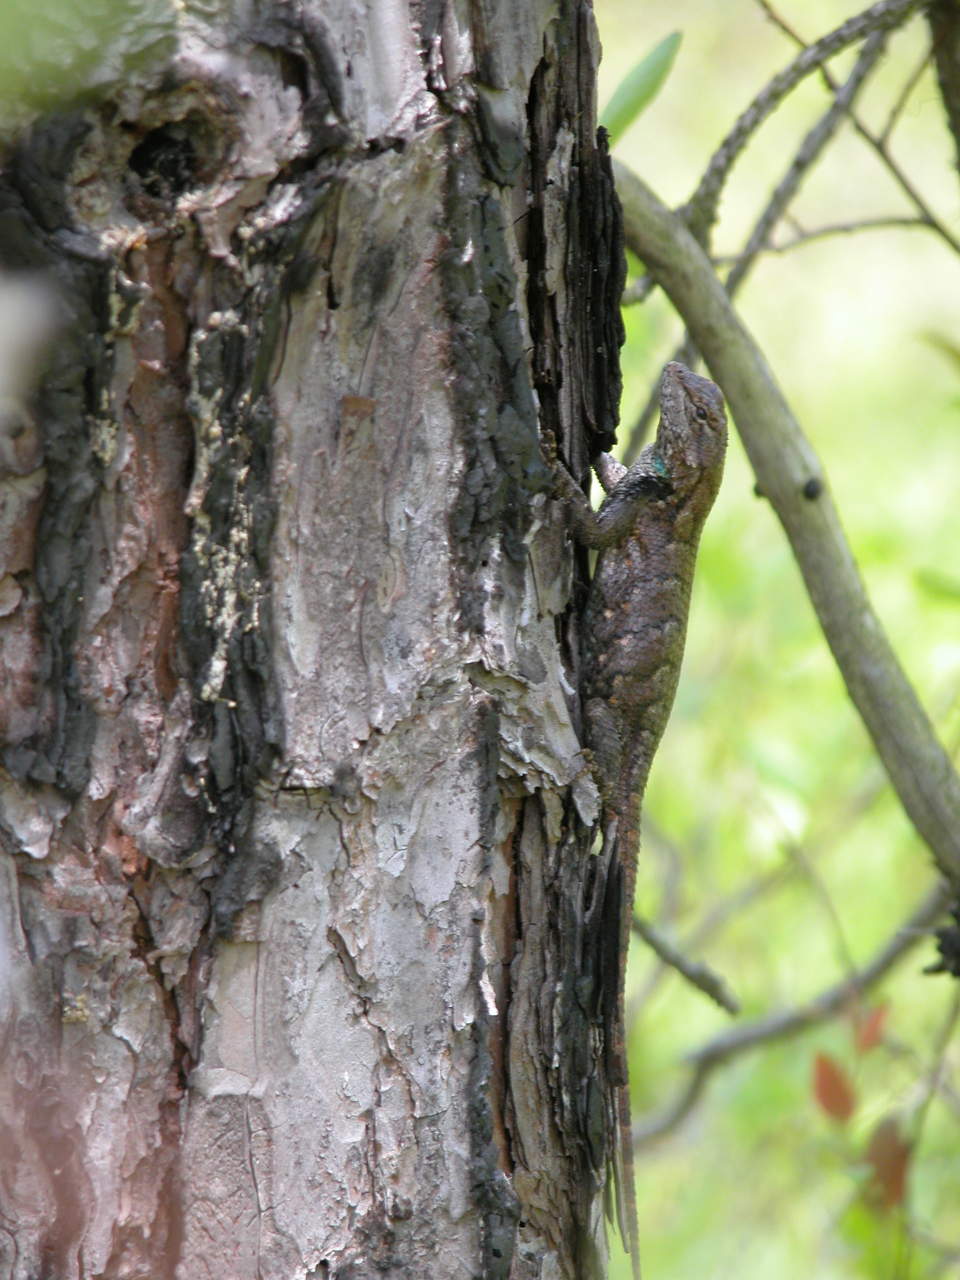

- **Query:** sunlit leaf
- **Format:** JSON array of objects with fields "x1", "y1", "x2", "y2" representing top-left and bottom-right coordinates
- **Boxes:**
[
  {"x1": 812, "y1": 1051, "x2": 856, "y2": 1122},
  {"x1": 600, "y1": 32, "x2": 682, "y2": 144}
]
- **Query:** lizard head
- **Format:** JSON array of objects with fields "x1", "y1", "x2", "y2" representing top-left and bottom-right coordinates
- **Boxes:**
[{"x1": 656, "y1": 361, "x2": 727, "y2": 482}]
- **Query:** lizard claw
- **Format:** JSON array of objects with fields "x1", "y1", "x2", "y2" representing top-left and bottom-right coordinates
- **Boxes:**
[{"x1": 540, "y1": 429, "x2": 583, "y2": 504}]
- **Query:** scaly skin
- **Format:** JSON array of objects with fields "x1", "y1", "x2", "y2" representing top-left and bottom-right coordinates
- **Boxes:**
[{"x1": 548, "y1": 361, "x2": 727, "y2": 1278}]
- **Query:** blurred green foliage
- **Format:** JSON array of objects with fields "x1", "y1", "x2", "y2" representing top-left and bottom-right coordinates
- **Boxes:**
[
  {"x1": 0, "y1": 0, "x2": 175, "y2": 124},
  {"x1": 596, "y1": 1, "x2": 960, "y2": 1277}
]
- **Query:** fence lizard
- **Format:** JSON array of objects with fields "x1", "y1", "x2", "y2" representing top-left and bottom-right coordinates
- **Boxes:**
[{"x1": 546, "y1": 360, "x2": 727, "y2": 1277}]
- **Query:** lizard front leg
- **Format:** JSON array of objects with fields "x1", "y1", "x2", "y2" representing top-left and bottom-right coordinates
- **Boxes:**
[
  {"x1": 594, "y1": 451, "x2": 626, "y2": 493},
  {"x1": 541, "y1": 432, "x2": 671, "y2": 549}
]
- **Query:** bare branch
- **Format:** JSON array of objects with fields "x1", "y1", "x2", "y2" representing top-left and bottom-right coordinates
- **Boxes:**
[
  {"x1": 633, "y1": 882, "x2": 952, "y2": 1148},
  {"x1": 909, "y1": 987, "x2": 960, "y2": 1145},
  {"x1": 623, "y1": 29, "x2": 890, "y2": 462},
  {"x1": 717, "y1": 215, "x2": 934, "y2": 256},
  {"x1": 631, "y1": 913, "x2": 740, "y2": 1013},
  {"x1": 783, "y1": 837, "x2": 858, "y2": 975},
  {"x1": 753, "y1": 0, "x2": 803, "y2": 41},
  {"x1": 614, "y1": 163, "x2": 960, "y2": 884},
  {"x1": 677, "y1": 864, "x2": 794, "y2": 954},
  {"x1": 684, "y1": 0, "x2": 927, "y2": 248},
  {"x1": 621, "y1": 274, "x2": 655, "y2": 306},
  {"x1": 633, "y1": 1059, "x2": 712, "y2": 1145},
  {"x1": 622, "y1": 6, "x2": 955, "y2": 459},
  {"x1": 838, "y1": 120, "x2": 960, "y2": 258},
  {"x1": 754, "y1": 0, "x2": 960, "y2": 256},
  {"x1": 880, "y1": 48, "x2": 932, "y2": 144},
  {"x1": 724, "y1": 29, "x2": 889, "y2": 297},
  {"x1": 635, "y1": 749, "x2": 910, "y2": 1014},
  {"x1": 686, "y1": 883, "x2": 952, "y2": 1070}
]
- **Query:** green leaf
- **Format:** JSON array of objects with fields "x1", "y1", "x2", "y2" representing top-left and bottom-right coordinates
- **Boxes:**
[
  {"x1": 600, "y1": 32, "x2": 682, "y2": 145},
  {"x1": 915, "y1": 567, "x2": 960, "y2": 601}
]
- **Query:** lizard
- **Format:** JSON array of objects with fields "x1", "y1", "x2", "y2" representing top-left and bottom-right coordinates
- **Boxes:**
[{"x1": 544, "y1": 360, "x2": 727, "y2": 1278}]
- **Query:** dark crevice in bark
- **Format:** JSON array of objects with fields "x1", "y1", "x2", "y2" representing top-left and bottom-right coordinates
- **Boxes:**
[
  {"x1": 495, "y1": 799, "x2": 524, "y2": 1186},
  {"x1": 249, "y1": 11, "x2": 351, "y2": 161},
  {"x1": 526, "y1": 4, "x2": 625, "y2": 468},
  {"x1": 441, "y1": 117, "x2": 551, "y2": 635},
  {"x1": 552, "y1": 807, "x2": 612, "y2": 1277},
  {"x1": 522, "y1": 3, "x2": 629, "y2": 1274},
  {"x1": 129, "y1": 868, "x2": 194, "y2": 1087},
  {"x1": 0, "y1": 114, "x2": 106, "y2": 796},
  {"x1": 578, "y1": 125, "x2": 626, "y2": 456},
  {"x1": 119, "y1": 1077, "x2": 186, "y2": 1275},
  {"x1": 176, "y1": 244, "x2": 285, "y2": 931},
  {"x1": 468, "y1": 697, "x2": 520, "y2": 1278}
]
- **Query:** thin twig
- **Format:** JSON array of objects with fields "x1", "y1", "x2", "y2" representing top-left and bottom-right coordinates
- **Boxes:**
[
  {"x1": 625, "y1": 28, "x2": 890, "y2": 461},
  {"x1": 724, "y1": 29, "x2": 889, "y2": 297},
  {"x1": 906, "y1": 1225, "x2": 960, "y2": 1273},
  {"x1": 782, "y1": 837, "x2": 858, "y2": 975},
  {"x1": 715, "y1": 215, "x2": 932, "y2": 258},
  {"x1": 633, "y1": 882, "x2": 952, "y2": 1147},
  {"x1": 880, "y1": 48, "x2": 932, "y2": 144},
  {"x1": 685, "y1": 0, "x2": 926, "y2": 248},
  {"x1": 753, "y1": 0, "x2": 804, "y2": 43},
  {"x1": 687, "y1": 884, "x2": 951, "y2": 1068},
  {"x1": 614, "y1": 162, "x2": 960, "y2": 885},
  {"x1": 880, "y1": 985, "x2": 960, "y2": 1276},
  {"x1": 631, "y1": 863, "x2": 795, "y2": 1014},
  {"x1": 909, "y1": 986, "x2": 960, "y2": 1141},
  {"x1": 633, "y1": 1059, "x2": 711, "y2": 1145},
  {"x1": 631, "y1": 913, "x2": 740, "y2": 1013},
  {"x1": 621, "y1": 274, "x2": 655, "y2": 306},
  {"x1": 686, "y1": 0, "x2": 926, "y2": 245},
  {"x1": 754, "y1": 0, "x2": 960, "y2": 256},
  {"x1": 633, "y1": 743, "x2": 904, "y2": 1015},
  {"x1": 870, "y1": 1032, "x2": 960, "y2": 1115}
]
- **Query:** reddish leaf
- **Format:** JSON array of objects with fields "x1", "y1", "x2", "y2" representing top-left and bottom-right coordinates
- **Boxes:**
[
  {"x1": 812, "y1": 1051, "x2": 856, "y2": 1122},
  {"x1": 865, "y1": 1116, "x2": 911, "y2": 1209},
  {"x1": 852, "y1": 1003, "x2": 889, "y2": 1054}
]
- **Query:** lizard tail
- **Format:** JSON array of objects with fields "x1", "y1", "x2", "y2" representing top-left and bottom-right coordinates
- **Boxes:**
[{"x1": 614, "y1": 1080, "x2": 642, "y2": 1280}]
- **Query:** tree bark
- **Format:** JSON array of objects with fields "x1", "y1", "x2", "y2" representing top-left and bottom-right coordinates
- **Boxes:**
[
  {"x1": 929, "y1": 0, "x2": 960, "y2": 177},
  {"x1": 0, "y1": 2, "x2": 623, "y2": 1277}
]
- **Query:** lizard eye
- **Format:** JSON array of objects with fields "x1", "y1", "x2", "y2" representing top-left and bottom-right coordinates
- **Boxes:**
[{"x1": 694, "y1": 405, "x2": 708, "y2": 422}]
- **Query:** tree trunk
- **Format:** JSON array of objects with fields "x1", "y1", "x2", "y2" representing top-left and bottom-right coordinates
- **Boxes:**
[
  {"x1": 929, "y1": 0, "x2": 960, "y2": 176},
  {"x1": 0, "y1": 1, "x2": 623, "y2": 1277}
]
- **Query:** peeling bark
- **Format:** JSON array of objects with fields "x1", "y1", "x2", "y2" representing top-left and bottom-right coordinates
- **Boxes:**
[{"x1": 0, "y1": 2, "x2": 623, "y2": 1276}]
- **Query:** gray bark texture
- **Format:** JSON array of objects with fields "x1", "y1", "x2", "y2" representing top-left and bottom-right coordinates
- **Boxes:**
[{"x1": 0, "y1": 1, "x2": 625, "y2": 1278}]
